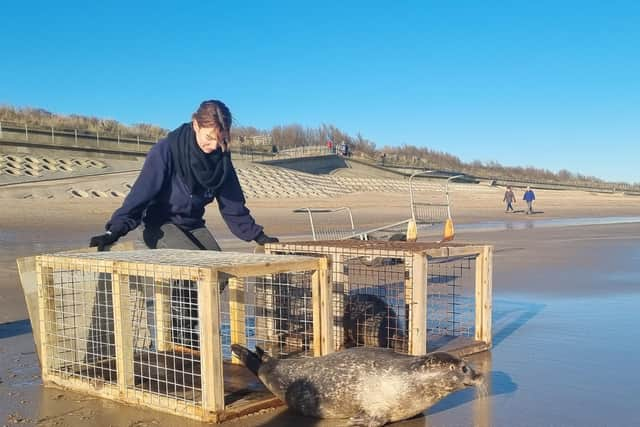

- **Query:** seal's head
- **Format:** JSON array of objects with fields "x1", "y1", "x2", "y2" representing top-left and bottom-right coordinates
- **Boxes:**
[{"x1": 411, "y1": 352, "x2": 484, "y2": 400}]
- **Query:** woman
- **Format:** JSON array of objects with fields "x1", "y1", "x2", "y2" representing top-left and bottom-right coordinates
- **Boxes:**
[
  {"x1": 89, "y1": 100, "x2": 278, "y2": 348},
  {"x1": 89, "y1": 99, "x2": 278, "y2": 251}
]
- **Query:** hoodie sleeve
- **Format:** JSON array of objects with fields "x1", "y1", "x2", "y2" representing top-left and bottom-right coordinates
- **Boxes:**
[
  {"x1": 216, "y1": 166, "x2": 263, "y2": 241},
  {"x1": 105, "y1": 141, "x2": 170, "y2": 236}
]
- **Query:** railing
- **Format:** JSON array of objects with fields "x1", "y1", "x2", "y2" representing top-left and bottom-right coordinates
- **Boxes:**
[
  {"x1": 0, "y1": 121, "x2": 156, "y2": 154},
  {"x1": 484, "y1": 176, "x2": 638, "y2": 193},
  {"x1": 356, "y1": 153, "x2": 640, "y2": 193},
  {"x1": 1, "y1": 120, "x2": 635, "y2": 192},
  {"x1": 0, "y1": 121, "x2": 336, "y2": 161}
]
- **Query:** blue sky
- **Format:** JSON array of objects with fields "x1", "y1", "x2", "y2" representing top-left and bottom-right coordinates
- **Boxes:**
[{"x1": 1, "y1": 1, "x2": 638, "y2": 183}]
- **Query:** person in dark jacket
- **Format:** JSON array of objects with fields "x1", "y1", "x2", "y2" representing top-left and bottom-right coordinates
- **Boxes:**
[
  {"x1": 89, "y1": 99, "x2": 278, "y2": 251},
  {"x1": 503, "y1": 186, "x2": 516, "y2": 212},
  {"x1": 89, "y1": 100, "x2": 278, "y2": 349},
  {"x1": 523, "y1": 186, "x2": 536, "y2": 214}
]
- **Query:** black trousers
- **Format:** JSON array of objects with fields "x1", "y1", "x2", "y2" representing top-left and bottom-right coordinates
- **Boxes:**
[{"x1": 142, "y1": 223, "x2": 221, "y2": 251}]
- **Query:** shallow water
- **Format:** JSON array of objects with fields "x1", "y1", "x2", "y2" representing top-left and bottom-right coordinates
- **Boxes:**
[
  {"x1": 470, "y1": 292, "x2": 640, "y2": 427},
  {"x1": 439, "y1": 215, "x2": 640, "y2": 233},
  {"x1": 2, "y1": 221, "x2": 640, "y2": 426}
]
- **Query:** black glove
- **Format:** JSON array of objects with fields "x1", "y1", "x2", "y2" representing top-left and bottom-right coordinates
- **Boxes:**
[
  {"x1": 254, "y1": 231, "x2": 279, "y2": 245},
  {"x1": 89, "y1": 231, "x2": 120, "y2": 251}
]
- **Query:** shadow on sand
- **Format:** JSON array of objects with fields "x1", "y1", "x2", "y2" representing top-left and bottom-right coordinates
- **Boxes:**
[
  {"x1": 255, "y1": 379, "x2": 327, "y2": 426},
  {"x1": 0, "y1": 319, "x2": 32, "y2": 339},
  {"x1": 505, "y1": 210, "x2": 545, "y2": 215},
  {"x1": 491, "y1": 299, "x2": 546, "y2": 347},
  {"x1": 428, "y1": 370, "x2": 517, "y2": 416}
]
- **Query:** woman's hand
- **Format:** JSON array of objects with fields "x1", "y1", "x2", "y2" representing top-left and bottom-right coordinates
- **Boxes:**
[
  {"x1": 254, "y1": 231, "x2": 279, "y2": 245},
  {"x1": 89, "y1": 231, "x2": 120, "y2": 251}
]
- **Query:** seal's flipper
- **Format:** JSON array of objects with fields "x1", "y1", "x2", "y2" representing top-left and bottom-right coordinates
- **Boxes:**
[
  {"x1": 231, "y1": 344, "x2": 262, "y2": 375},
  {"x1": 348, "y1": 412, "x2": 388, "y2": 427},
  {"x1": 254, "y1": 345, "x2": 273, "y2": 363}
]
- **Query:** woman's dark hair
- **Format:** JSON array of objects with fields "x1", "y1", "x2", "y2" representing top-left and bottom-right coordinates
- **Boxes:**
[{"x1": 192, "y1": 100, "x2": 232, "y2": 134}]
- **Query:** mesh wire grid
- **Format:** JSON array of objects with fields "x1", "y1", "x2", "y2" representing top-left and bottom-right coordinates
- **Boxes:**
[
  {"x1": 267, "y1": 241, "x2": 481, "y2": 354},
  {"x1": 269, "y1": 242, "x2": 414, "y2": 353},
  {"x1": 219, "y1": 271, "x2": 315, "y2": 360},
  {"x1": 40, "y1": 259, "x2": 204, "y2": 404},
  {"x1": 38, "y1": 251, "x2": 321, "y2": 415},
  {"x1": 426, "y1": 256, "x2": 476, "y2": 347},
  {"x1": 123, "y1": 268, "x2": 203, "y2": 404},
  {"x1": 41, "y1": 266, "x2": 117, "y2": 384}
]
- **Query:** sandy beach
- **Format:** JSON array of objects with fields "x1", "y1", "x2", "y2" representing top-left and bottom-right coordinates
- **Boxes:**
[{"x1": 2, "y1": 165, "x2": 640, "y2": 426}]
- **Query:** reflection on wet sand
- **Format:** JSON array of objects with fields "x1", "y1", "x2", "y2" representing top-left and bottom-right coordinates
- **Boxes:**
[{"x1": 453, "y1": 215, "x2": 640, "y2": 233}]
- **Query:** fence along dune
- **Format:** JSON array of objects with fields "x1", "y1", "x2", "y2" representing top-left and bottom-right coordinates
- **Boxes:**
[{"x1": 2, "y1": 105, "x2": 636, "y2": 192}]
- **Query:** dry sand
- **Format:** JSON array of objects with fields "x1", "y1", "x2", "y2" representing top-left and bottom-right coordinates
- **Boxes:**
[{"x1": 2, "y1": 171, "x2": 640, "y2": 426}]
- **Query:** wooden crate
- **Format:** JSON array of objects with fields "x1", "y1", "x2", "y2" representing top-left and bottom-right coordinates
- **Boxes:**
[
  {"x1": 34, "y1": 249, "x2": 330, "y2": 422},
  {"x1": 265, "y1": 240, "x2": 493, "y2": 357}
]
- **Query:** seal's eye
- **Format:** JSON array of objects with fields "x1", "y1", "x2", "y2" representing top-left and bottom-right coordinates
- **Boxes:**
[{"x1": 462, "y1": 366, "x2": 468, "y2": 374}]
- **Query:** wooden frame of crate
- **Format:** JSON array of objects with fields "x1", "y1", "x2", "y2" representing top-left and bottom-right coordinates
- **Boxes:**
[
  {"x1": 34, "y1": 249, "x2": 331, "y2": 423},
  {"x1": 265, "y1": 240, "x2": 493, "y2": 357}
]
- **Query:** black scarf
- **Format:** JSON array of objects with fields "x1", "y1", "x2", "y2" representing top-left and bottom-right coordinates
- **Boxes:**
[{"x1": 168, "y1": 123, "x2": 231, "y2": 194}]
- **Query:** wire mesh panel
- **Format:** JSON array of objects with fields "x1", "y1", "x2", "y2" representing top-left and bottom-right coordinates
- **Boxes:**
[
  {"x1": 34, "y1": 249, "x2": 327, "y2": 422},
  {"x1": 412, "y1": 202, "x2": 449, "y2": 225},
  {"x1": 426, "y1": 256, "x2": 477, "y2": 349},
  {"x1": 38, "y1": 265, "x2": 118, "y2": 388},
  {"x1": 408, "y1": 172, "x2": 460, "y2": 226},
  {"x1": 266, "y1": 240, "x2": 493, "y2": 357},
  {"x1": 293, "y1": 207, "x2": 357, "y2": 240},
  {"x1": 118, "y1": 267, "x2": 204, "y2": 407},
  {"x1": 339, "y1": 256, "x2": 410, "y2": 352},
  {"x1": 220, "y1": 272, "x2": 316, "y2": 361}
]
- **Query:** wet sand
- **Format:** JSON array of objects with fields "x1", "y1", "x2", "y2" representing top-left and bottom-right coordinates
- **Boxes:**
[{"x1": 2, "y1": 189, "x2": 640, "y2": 426}]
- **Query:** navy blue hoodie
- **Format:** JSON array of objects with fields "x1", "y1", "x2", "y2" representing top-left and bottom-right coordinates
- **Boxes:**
[{"x1": 106, "y1": 137, "x2": 263, "y2": 241}]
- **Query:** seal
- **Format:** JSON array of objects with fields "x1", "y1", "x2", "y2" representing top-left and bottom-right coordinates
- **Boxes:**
[
  {"x1": 231, "y1": 344, "x2": 483, "y2": 427},
  {"x1": 342, "y1": 293, "x2": 407, "y2": 352}
]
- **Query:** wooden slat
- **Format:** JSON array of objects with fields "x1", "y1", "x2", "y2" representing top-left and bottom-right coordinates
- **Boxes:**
[
  {"x1": 426, "y1": 245, "x2": 485, "y2": 258},
  {"x1": 154, "y1": 279, "x2": 172, "y2": 352},
  {"x1": 217, "y1": 259, "x2": 320, "y2": 278},
  {"x1": 482, "y1": 246, "x2": 494, "y2": 345},
  {"x1": 229, "y1": 277, "x2": 246, "y2": 364},
  {"x1": 409, "y1": 254, "x2": 427, "y2": 355},
  {"x1": 17, "y1": 256, "x2": 41, "y2": 363},
  {"x1": 331, "y1": 254, "x2": 345, "y2": 351},
  {"x1": 220, "y1": 396, "x2": 283, "y2": 422},
  {"x1": 312, "y1": 266, "x2": 322, "y2": 356},
  {"x1": 111, "y1": 268, "x2": 134, "y2": 393},
  {"x1": 474, "y1": 246, "x2": 493, "y2": 345},
  {"x1": 36, "y1": 261, "x2": 55, "y2": 380},
  {"x1": 198, "y1": 268, "x2": 225, "y2": 415},
  {"x1": 316, "y1": 258, "x2": 333, "y2": 355},
  {"x1": 474, "y1": 251, "x2": 483, "y2": 343}
]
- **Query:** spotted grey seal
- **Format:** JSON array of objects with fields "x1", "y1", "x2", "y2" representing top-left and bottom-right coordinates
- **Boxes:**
[
  {"x1": 231, "y1": 344, "x2": 483, "y2": 426},
  {"x1": 343, "y1": 293, "x2": 407, "y2": 352}
]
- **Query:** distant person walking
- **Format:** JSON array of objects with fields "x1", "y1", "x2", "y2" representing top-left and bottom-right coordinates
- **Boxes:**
[
  {"x1": 340, "y1": 141, "x2": 350, "y2": 157},
  {"x1": 523, "y1": 186, "x2": 536, "y2": 214},
  {"x1": 327, "y1": 139, "x2": 333, "y2": 153},
  {"x1": 503, "y1": 186, "x2": 516, "y2": 212}
]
